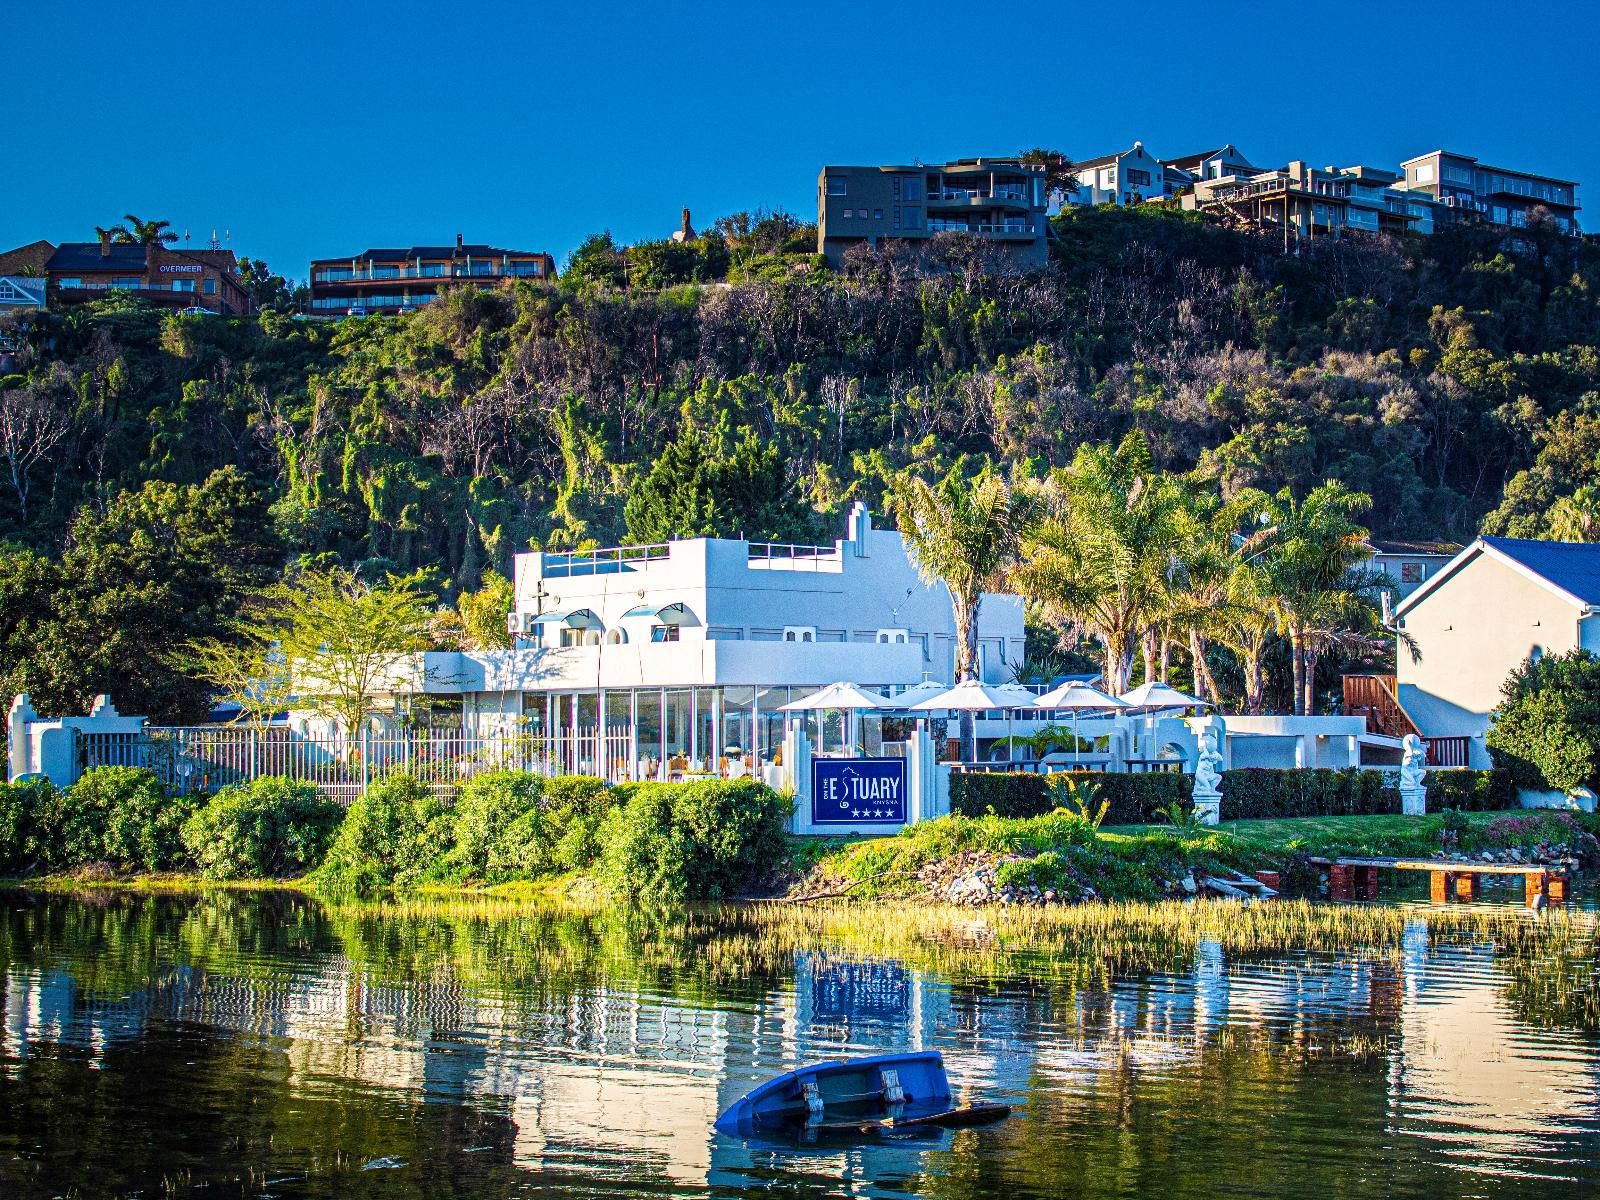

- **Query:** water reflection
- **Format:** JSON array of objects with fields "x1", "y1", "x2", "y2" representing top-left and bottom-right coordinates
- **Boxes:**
[{"x1": 0, "y1": 891, "x2": 1596, "y2": 1198}]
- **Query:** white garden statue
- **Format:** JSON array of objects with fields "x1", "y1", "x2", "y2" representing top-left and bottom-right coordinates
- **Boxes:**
[
  {"x1": 1399, "y1": 734, "x2": 1427, "y2": 816},
  {"x1": 1192, "y1": 725, "x2": 1224, "y2": 826}
]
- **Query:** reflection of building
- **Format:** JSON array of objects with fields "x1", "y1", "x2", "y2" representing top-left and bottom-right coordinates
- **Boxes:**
[
  {"x1": 817, "y1": 159, "x2": 1050, "y2": 269},
  {"x1": 307, "y1": 234, "x2": 556, "y2": 316}
]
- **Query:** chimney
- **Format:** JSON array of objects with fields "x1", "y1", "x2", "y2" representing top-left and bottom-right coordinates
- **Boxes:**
[
  {"x1": 456, "y1": 232, "x2": 464, "y2": 251},
  {"x1": 99, "y1": 230, "x2": 110, "y2": 256}
]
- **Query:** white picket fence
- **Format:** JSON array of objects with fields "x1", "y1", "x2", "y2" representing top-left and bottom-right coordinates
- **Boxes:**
[{"x1": 75, "y1": 725, "x2": 638, "y2": 805}]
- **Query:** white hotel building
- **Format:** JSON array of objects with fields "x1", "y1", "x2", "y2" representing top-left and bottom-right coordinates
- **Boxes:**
[{"x1": 375, "y1": 503, "x2": 1024, "y2": 779}]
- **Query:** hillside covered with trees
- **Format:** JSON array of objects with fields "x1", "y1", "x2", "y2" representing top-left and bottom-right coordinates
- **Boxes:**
[{"x1": 1, "y1": 206, "x2": 1596, "y2": 721}]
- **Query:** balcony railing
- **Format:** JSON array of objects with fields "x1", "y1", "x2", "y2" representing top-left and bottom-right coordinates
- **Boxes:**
[
  {"x1": 313, "y1": 264, "x2": 547, "y2": 284},
  {"x1": 747, "y1": 542, "x2": 841, "y2": 571},
  {"x1": 541, "y1": 543, "x2": 671, "y2": 578}
]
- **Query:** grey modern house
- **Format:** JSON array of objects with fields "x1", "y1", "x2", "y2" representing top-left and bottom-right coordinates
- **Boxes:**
[
  {"x1": 1395, "y1": 150, "x2": 1579, "y2": 234},
  {"x1": 817, "y1": 158, "x2": 1049, "y2": 269}
]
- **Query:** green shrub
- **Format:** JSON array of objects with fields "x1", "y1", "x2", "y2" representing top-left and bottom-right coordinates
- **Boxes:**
[
  {"x1": 0, "y1": 777, "x2": 67, "y2": 875},
  {"x1": 447, "y1": 773, "x2": 617, "y2": 882},
  {"x1": 1220, "y1": 768, "x2": 1394, "y2": 819},
  {"x1": 1424, "y1": 769, "x2": 1517, "y2": 812},
  {"x1": 597, "y1": 779, "x2": 791, "y2": 904},
  {"x1": 447, "y1": 771, "x2": 545, "y2": 882},
  {"x1": 61, "y1": 767, "x2": 198, "y2": 871},
  {"x1": 314, "y1": 775, "x2": 451, "y2": 897},
  {"x1": 180, "y1": 777, "x2": 344, "y2": 880},
  {"x1": 950, "y1": 771, "x2": 1190, "y2": 824},
  {"x1": 1486, "y1": 650, "x2": 1600, "y2": 792}
]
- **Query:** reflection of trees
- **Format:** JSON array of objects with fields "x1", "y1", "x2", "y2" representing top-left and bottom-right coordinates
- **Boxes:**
[{"x1": 1, "y1": 891, "x2": 1596, "y2": 1197}]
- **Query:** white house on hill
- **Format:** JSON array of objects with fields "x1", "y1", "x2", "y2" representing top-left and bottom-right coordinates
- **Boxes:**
[{"x1": 1392, "y1": 537, "x2": 1600, "y2": 766}]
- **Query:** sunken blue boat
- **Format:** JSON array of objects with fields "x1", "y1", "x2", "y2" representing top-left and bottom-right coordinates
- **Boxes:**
[{"x1": 714, "y1": 1050, "x2": 953, "y2": 1135}]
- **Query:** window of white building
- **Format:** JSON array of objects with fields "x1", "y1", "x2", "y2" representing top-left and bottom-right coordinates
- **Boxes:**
[{"x1": 783, "y1": 626, "x2": 816, "y2": 643}]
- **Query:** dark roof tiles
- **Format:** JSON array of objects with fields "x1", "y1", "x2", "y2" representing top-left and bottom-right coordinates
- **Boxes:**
[{"x1": 1483, "y1": 536, "x2": 1600, "y2": 606}]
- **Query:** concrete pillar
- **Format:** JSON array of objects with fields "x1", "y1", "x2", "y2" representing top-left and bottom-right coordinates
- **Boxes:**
[{"x1": 8, "y1": 693, "x2": 38, "y2": 781}]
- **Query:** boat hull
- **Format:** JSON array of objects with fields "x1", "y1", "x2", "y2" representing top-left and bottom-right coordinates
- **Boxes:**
[{"x1": 714, "y1": 1050, "x2": 952, "y2": 1135}]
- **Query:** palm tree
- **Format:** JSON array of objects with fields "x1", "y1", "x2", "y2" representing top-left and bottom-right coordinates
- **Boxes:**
[
  {"x1": 1014, "y1": 433, "x2": 1189, "y2": 695},
  {"x1": 1256, "y1": 482, "x2": 1377, "y2": 715},
  {"x1": 106, "y1": 215, "x2": 179, "y2": 245},
  {"x1": 890, "y1": 460, "x2": 1035, "y2": 761},
  {"x1": 1166, "y1": 488, "x2": 1273, "y2": 705}
]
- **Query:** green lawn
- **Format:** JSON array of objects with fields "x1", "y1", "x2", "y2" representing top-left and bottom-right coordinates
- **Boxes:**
[{"x1": 1105, "y1": 810, "x2": 1598, "y2": 865}]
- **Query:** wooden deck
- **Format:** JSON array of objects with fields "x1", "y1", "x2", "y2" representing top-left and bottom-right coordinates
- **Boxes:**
[{"x1": 1310, "y1": 855, "x2": 1572, "y2": 907}]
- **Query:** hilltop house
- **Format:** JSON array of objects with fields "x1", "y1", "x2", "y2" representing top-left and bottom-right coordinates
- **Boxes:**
[{"x1": 1350, "y1": 538, "x2": 1600, "y2": 768}]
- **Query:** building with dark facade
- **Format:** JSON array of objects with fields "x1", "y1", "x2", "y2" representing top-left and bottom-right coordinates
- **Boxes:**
[
  {"x1": 307, "y1": 235, "x2": 556, "y2": 315},
  {"x1": 8, "y1": 235, "x2": 253, "y2": 315},
  {"x1": 817, "y1": 158, "x2": 1049, "y2": 270}
]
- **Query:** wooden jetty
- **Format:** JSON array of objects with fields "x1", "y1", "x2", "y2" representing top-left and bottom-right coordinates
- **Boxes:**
[{"x1": 1311, "y1": 856, "x2": 1571, "y2": 907}]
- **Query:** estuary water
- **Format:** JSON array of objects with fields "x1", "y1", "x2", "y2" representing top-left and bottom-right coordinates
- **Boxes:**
[{"x1": 0, "y1": 890, "x2": 1596, "y2": 1199}]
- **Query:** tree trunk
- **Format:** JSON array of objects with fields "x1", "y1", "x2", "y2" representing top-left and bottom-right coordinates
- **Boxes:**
[
  {"x1": 1301, "y1": 649, "x2": 1318, "y2": 717},
  {"x1": 1242, "y1": 644, "x2": 1265, "y2": 715},
  {"x1": 1100, "y1": 630, "x2": 1131, "y2": 695},
  {"x1": 1158, "y1": 638, "x2": 1172, "y2": 684},
  {"x1": 955, "y1": 600, "x2": 979, "y2": 763},
  {"x1": 1289, "y1": 629, "x2": 1306, "y2": 716},
  {"x1": 1189, "y1": 630, "x2": 1221, "y2": 704},
  {"x1": 1140, "y1": 631, "x2": 1157, "y2": 688}
]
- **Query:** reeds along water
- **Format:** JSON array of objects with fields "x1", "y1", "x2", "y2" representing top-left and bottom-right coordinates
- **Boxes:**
[{"x1": 5, "y1": 889, "x2": 1598, "y2": 1030}]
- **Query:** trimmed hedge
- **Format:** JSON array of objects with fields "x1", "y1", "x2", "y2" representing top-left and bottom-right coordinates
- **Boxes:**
[
  {"x1": 952, "y1": 767, "x2": 1518, "y2": 825},
  {"x1": 1220, "y1": 767, "x2": 1517, "y2": 819},
  {"x1": 1424, "y1": 768, "x2": 1518, "y2": 812},
  {"x1": 950, "y1": 771, "x2": 1192, "y2": 825}
]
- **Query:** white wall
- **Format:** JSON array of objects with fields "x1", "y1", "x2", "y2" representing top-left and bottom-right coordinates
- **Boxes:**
[{"x1": 1396, "y1": 550, "x2": 1584, "y2": 737}]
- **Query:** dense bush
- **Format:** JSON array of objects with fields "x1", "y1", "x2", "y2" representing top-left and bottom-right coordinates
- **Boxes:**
[
  {"x1": 314, "y1": 775, "x2": 452, "y2": 897},
  {"x1": 1423, "y1": 768, "x2": 1518, "y2": 812},
  {"x1": 1486, "y1": 650, "x2": 1600, "y2": 793},
  {"x1": 1219, "y1": 767, "x2": 1516, "y2": 819},
  {"x1": 949, "y1": 771, "x2": 1191, "y2": 824},
  {"x1": 0, "y1": 777, "x2": 68, "y2": 875},
  {"x1": 446, "y1": 772, "x2": 615, "y2": 882},
  {"x1": 61, "y1": 767, "x2": 199, "y2": 871},
  {"x1": 597, "y1": 779, "x2": 791, "y2": 904},
  {"x1": 1221, "y1": 769, "x2": 1394, "y2": 819},
  {"x1": 180, "y1": 777, "x2": 344, "y2": 880}
]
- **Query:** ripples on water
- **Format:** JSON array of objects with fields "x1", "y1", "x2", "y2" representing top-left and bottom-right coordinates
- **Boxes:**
[{"x1": 0, "y1": 891, "x2": 1596, "y2": 1199}]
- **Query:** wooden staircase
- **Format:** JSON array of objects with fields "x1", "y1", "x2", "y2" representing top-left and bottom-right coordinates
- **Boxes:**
[
  {"x1": 1342, "y1": 674, "x2": 1419, "y2": 738},
  {"x1": 1342, "y1": 675, "x2": 1471, "y2": 767}
]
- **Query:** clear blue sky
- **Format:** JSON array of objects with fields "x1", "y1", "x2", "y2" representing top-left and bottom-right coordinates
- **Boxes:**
[{"x1": 9, "y1": 0, "x2": 1596, "y2": 282}]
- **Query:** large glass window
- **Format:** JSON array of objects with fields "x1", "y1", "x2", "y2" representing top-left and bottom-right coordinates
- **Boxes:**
[
  {"x1": 696, "y1": 688, "x2": 721, "y2": 770},
  {"x1": 663, "y1": 689, "x2": 692, "y2": 764},
  {"x1": 722, "y1": 687, "x2": 754, "y2": 766},
  {"x1": 827, "y1": 177, "x2": 848, "y2": 196},
  {"x1": 756, "y1": 687, "x2": 789, "y2": 766},
  {"x1": 636, "y1": 689, "x2": 663, "y2": 778}
]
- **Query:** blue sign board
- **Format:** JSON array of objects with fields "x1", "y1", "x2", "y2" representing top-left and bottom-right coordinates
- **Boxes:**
[{"x1": 811, "y1": 757, "x2": 907, "y2": 825}]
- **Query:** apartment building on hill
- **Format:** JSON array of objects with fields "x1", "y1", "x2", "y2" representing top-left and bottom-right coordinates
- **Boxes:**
[
  {"x1": 1395, "y1": 150, "x2": 1579, "y2": 235},
  {"x1": 308, "y1": 235, "x2": 556, "y2": 315},
  {"x1": 816, "y1": 158, "x2": 1049, "y2": 269},
  {"x1": 0, "y1": 234, "x2": 252, "y2": 315}
]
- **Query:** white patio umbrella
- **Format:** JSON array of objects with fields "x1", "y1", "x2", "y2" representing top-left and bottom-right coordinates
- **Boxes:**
[
  {"x1": 1117, "y1": 680, "x2": 1211, "y2": 712},
  {"x1": 1034, "y1": 681, "x2": 1130, "y2": 764},
  {"x1": 779, "y1": 682, "x2": 894, "y2": 711},
  {"x1": 909, "y1": 680, "x2": 1038, "y2": 764},
  {"x1": 1118, "y1": 681, "x2": 1211, "y2": 768},
  {"x1": 882, "y1": 680, "x2": 951, "y2": 709},
  {"x1": 780, "y1": 682, "x2": 893, "y2": 755}
]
